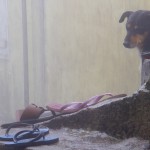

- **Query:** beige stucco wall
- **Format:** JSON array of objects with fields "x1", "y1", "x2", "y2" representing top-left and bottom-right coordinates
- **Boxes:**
[
  {"x1": 0, "y1": 0, "x2": 24, "y2": 120},
  {"x1": 28, "y1": 0, "x2": 150, "y2": 105},
  {"x1": 40, "y1": 0, "x2": 143, "y2": 104},
  {"x1": 2, "y1": 0, "x2": 150, "y2": 120}
]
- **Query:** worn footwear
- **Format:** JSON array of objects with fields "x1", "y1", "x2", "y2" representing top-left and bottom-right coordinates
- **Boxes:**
[
  {"x1": 46, "y1": 93, "x2": 126, "y2": 114},
  {"x1": 1, "y1": 93, "x2": 127, "y2": 128},
  {"x1": 0, "y1": 123, "x2": 49, "y2": 141},
  {"x1": 0, "y1": 129, "x2": 59, "y2": 149}
]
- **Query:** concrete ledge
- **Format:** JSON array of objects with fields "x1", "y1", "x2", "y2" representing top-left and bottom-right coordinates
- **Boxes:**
[{"x1": 45, "y1": 83, "x2": 150, "y2": 140}]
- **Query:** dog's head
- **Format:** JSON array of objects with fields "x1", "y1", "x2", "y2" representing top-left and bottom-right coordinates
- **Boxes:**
[{"x1": 119, "y1": 10, "x2": 150, "y2": 49}]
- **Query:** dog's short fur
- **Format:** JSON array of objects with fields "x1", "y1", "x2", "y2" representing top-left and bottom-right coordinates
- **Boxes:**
[{"x1": 119, "y1": 10, "x2": 150, "y2": 61}]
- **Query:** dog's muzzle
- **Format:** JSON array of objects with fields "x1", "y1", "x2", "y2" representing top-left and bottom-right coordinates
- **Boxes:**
[
  {"x1": 123, "y1": 40, "x2": 135, "y2": 48},
  {"x1": 123, "y1": 41, "x2": 131, "y2": 48}
]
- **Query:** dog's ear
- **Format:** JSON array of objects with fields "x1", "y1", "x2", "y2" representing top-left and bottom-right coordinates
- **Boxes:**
[{"x1": 119, "y1": 11, "x2": 133, "y2": 23}]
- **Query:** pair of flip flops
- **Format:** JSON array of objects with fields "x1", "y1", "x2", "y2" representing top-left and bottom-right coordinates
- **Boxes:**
[
  {"x1": 1, "y1": 93, "x2": 127, "y2": 128},
  {"x1": 0, "y1": 123, "x2": 59, "y2": 149}
]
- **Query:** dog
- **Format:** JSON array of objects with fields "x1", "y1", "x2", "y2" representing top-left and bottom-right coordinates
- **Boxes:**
[{"x1": 119, "y1": 10, "x2": 150, "y2": 61}]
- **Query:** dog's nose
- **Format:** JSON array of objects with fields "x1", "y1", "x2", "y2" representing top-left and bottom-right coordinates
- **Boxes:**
[{"x1": 123, "y1": 41, "x2": 130, "y2": 48}]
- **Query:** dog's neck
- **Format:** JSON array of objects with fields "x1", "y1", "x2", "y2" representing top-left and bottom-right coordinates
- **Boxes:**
[
  {"x1": 141, "y1": 33, "x2": 150, "y2": 53},
  {"x1": 138, "y1": 33, "x2": 150, "y2": 60}
]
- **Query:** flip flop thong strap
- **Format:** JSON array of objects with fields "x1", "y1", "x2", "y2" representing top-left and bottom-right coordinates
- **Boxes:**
[
  {"x1": 5, "y1": 123, "x2": 34, "y2": 136},
  {"x1": 13, "y1": 130, "x2": 35, "y2": 143},
  {"x1": 13, "y1": 129, "x2": 45, "y2": 143}
]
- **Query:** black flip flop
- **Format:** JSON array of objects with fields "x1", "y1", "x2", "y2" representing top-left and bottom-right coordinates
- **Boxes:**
[
  {"x1": 0, "y1": 123, "x2": 49, "y2": 141},
  {"x1": 0, "y1": 130, "x2": 59, "y2": 149}
]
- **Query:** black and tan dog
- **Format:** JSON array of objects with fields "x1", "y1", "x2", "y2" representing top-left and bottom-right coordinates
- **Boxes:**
[{"x1": 119, "y1": 10, "x2": 150, "y2": 61}]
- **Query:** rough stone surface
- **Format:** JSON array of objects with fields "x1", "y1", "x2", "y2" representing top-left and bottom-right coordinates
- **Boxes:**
[{"x1": 45, "y1": 80, "x2": 150, "y2": 140}]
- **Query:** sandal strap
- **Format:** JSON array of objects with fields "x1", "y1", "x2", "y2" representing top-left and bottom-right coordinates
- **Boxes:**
[
  {"x1": 13, "y1": 130, "x2": 34, "y2": 143},
  {"x1": 13, "y1": 129, "x2": 45, "y2": 143},
  {"x1": 5, "y1": 123, "x2": 34, "y2": 136},
  {"x1": 19, "y1": 104, "x2": 45, "y2": 121}
]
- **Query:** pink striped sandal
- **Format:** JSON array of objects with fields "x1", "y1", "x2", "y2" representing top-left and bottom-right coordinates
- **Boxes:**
[{"x1": 1, "y1": 93, "x2": 126, "y2": 128}]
